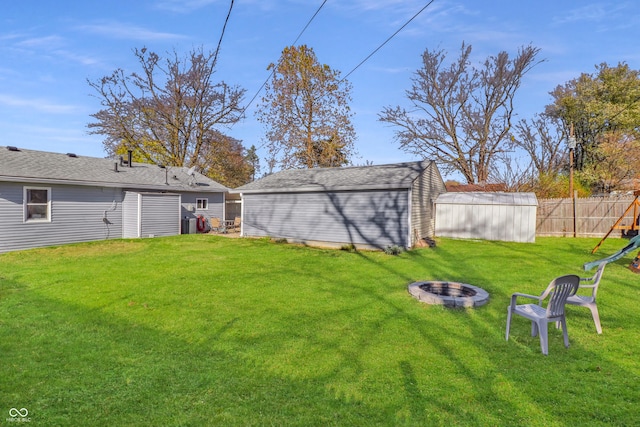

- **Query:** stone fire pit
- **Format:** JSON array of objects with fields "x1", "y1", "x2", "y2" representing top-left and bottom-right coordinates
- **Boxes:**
[{"x1": 408, "y1": 281, "x2": 489, "y2": 308}]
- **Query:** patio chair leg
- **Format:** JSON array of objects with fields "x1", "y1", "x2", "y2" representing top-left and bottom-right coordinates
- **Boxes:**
[
  {"x1": 560, "y1": 318, "x2": 570, "y2": 348},
  {"x1": 589, "y1": 305, "x2": 602, "y2": 334},
  {"x1": 505, "y1": 308, "x2": 512, "y2": 341},
  {"x1": 538, "y1": 322, "x2": 548, "y2": 355}
]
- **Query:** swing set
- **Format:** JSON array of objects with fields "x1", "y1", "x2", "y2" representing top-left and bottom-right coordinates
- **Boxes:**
[{"x1": 591, "y1": 191, "x2": 640, "y2": 254}]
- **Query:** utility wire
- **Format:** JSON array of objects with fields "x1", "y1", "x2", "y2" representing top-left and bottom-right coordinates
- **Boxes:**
[
  {"x1": 292, "y1": 0, "x2": 327, "y2": 46},
  {"x1": 212, "y1": 0, "x2": 235, "y2": 67},
  {"x1": 341, "y1": 0, "x2": 436, "y2": 81},
  {"x1": 240, "y1": 0, "x2": 328, "y2": 117}
]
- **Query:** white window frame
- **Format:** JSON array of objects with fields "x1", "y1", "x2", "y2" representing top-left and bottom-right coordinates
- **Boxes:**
[
  {"x1": 196, "y1": 198, "x2": 209, "y2": 210},
  {"x1": 24, "y1": 186, "x2": 51, "y2": 223}
]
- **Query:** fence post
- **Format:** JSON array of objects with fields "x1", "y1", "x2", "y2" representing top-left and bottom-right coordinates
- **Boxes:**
[{"x1": 573, "y1": 190, "x2": 577, "y2": 237}]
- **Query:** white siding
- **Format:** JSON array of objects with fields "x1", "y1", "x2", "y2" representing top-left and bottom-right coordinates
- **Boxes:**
[
  {"x1": 435, "y1": 192, "x2": 538, "y2": 243},
  {"x1": 122, "y1": 191, "x2": 140, "y2": 238}
]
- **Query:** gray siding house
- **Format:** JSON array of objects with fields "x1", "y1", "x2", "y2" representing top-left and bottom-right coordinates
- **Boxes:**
[
  {"x1": 233, "y1": 160, "x2": 446, "y2": 249},
  {"x1": 0, "y1": 146, "x2": 228, "y2": 253}
]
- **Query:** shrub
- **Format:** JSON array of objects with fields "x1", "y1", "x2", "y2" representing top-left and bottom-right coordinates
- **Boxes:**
[
  {"x1": 340, "y1": 243, "x2": 357, "y2": 252},
  {"x1": 384, "y1": 245, "x2": 404, "y2": 255}
]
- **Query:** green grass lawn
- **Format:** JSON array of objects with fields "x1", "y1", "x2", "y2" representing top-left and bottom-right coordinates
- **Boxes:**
[{"x1": 1, "y1": 235, "x2": 639, "y2": 426}]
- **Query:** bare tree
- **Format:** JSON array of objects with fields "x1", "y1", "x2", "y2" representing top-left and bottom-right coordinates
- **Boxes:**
[
  {"x1": 488, "y1": 152, "x2": 536, "y2": 192},
  {"x1": 379, "y1": 42, "x2": 542, "y2": 184},
  {"x1": 88, "y1": 46, "x2": 246, "y2": 175},
  {"x1": 510, "y1": 113, "x2": 567, "y2": 176},
  {"x1": 256, "y1": 45, "x2": 356, "y2": 170}
]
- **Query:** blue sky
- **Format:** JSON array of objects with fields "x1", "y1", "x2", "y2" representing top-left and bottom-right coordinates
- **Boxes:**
[{"x1": 2, "y1": 1, "x2": 639, "y2": 180}]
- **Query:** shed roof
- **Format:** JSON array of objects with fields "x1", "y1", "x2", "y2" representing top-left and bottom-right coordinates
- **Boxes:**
[
  {"x1": 435, "y1": 192, "x2": 538, "y2": 206},
  {"x1": 233, "y1": 160, "x2": 436, "y2": 194},
  {"x1": 0, "y1": 146, "x2": 228, "y2": 192}
]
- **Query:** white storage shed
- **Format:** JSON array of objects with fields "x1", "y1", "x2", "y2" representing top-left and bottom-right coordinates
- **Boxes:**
[{"x1": 435, "y1": 192, "x2": 538, "y2": 243}]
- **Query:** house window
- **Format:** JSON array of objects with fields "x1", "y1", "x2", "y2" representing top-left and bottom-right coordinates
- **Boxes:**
[
  {"x1": 196, "y1": 198, "x2": 208, "y2": 210},
  {"x1": 24, "y1": 187, "x2": 51, "y2": 222}
]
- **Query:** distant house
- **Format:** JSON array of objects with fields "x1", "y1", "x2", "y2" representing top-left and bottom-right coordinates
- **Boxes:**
[
  {"x1": 232, "y1": 160, "x2": 446, "y2": 249},
  {"x1": 0, "y1": 146, "x2": 228, "y2": 253}
]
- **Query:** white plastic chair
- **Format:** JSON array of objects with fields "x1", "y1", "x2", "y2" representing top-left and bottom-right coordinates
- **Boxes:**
[
  {"x1": 566, "y1": 262, "x2": 606, "y2": 334},
  {"x1": 506, "y1": 274, "x2": 580, "y2": 355}
]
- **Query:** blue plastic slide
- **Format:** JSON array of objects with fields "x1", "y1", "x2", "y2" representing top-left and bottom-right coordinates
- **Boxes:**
[{"x1": 584, "y1": 235, "x2": 640, "y2": 271}]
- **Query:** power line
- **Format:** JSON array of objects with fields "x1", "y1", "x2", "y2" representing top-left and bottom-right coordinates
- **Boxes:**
[
  {"x1": 240, "y1": 0, "x2": 328, "y2": 117},
  {"x1": 341, "y1": 0, "x2": 436, "y2": 82},
  {"x1": 212, "y1": 0, "x2": 235, "y2": 67},
  {"x1": 292, "y1": 0, "x2": 327, "y2": 46}
]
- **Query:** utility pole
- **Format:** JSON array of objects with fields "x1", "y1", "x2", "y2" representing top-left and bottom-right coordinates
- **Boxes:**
[
  {"x1": 568, "y1": 123, "x2": 575, "y2": 197},
  {"x1": 568, "y1": 123, "x2": 577, "y2": 237}
]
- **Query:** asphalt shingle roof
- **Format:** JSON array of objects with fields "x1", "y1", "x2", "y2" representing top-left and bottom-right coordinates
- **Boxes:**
[
  {"x1": 233, "y1": 160, "x2": 434, "y2": 193},
  {"x1": 0, "y1": 146, "x2": 228, "y2": 192}
]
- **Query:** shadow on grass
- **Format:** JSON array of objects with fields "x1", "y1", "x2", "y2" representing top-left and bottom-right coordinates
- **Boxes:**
[
  {"x1": 2, "y1": 237, "x2": 638, "y2": 425},
  {"x1": 0, "y1": 292, "x2": 395, "y2": 426}
]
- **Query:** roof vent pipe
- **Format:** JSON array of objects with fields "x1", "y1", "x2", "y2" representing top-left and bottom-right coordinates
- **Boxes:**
[
  {"x1": 114, "y1": 161, "x2": 119, "y2": 172},
  {"x1": 127, "y1": 150, "x2": 133, "y2": 167}
]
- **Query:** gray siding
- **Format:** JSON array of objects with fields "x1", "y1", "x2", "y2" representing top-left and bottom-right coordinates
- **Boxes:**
[
  {"x1": 410, "y1": 162, "x2": 447, "y2": 245},
  {"x1": 242, "y1": 190, "x2": 409, "y2": 248},
  {"x1": 0, "y1": 182, "x2": 123, "y2": 253},
  {"x1": 140, "y1": 193, "x2": 181, "y2": 237},
  {"x1": 180, "y1": 192, "x2": 225, "y2": 221}
]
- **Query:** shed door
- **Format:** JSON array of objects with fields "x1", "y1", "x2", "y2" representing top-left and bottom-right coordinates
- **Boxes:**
[{"x1": 140, "y1": 193, "x2": 181, "y2": 238}]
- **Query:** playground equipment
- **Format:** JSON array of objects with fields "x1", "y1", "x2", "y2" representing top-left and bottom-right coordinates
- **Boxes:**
[
  {"x1": 630, "y1": 252, "x2": 640, "y2": 274},
  {"x1": 591, "y1": 192, "x2": 640, "y2": 254},
  {"x1": 584, "y1": 234, "x2": 640, "y2": 271}
]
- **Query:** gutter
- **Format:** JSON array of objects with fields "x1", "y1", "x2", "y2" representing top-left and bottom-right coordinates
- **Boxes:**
[
  {"x1": 229, "y1": 183, "x2": 414, "y2": 194},
  {"x1": 0, "y1": 176, "x2": 228, "y2": 193}
]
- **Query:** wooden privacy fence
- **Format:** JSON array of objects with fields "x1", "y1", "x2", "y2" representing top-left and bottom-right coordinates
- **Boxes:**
[{"x1": 536, "y1": 196, "x2": 637, "y2": 238}]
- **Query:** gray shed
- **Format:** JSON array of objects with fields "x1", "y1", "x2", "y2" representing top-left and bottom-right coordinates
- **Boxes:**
[
  {"x1": 435, "y1": 192, "x2": 538, "y2": 243},
  {"x1": 233, "y1": 160, "x2": 446, "y2": 249}
]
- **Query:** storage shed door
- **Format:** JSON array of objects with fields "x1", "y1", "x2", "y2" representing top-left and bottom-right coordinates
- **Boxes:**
[{"x1": 139, "y1": 193, "x2": 181, "y2": 238}]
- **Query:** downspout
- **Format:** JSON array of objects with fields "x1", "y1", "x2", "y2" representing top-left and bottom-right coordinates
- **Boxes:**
[
  {"x1": 407, "y1": 187, "x2": 413, "y2": 249},
  {"x1": 222, "y1": 192, "x2": 226, "y2": 222},
  {"x1": 239, "y1": 193, "x2": 244, "y2": 237}
]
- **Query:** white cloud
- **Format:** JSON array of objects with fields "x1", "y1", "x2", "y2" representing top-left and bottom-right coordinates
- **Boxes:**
[
  {"x1": 77, "y1": 22, "x2": 187, "y2": 41},
  {"x1": 16, "y1": 35, "x2": 65, "y2": 49},
  {"x1": 154, "y1": 0, "x2": 221, "y2": 13},
  {"x1": 0, "y1": 94, "x2": 80, "y2": 114},
  {"x1": 52, "y1": 50, "x2": 102, "y2": 66}
]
